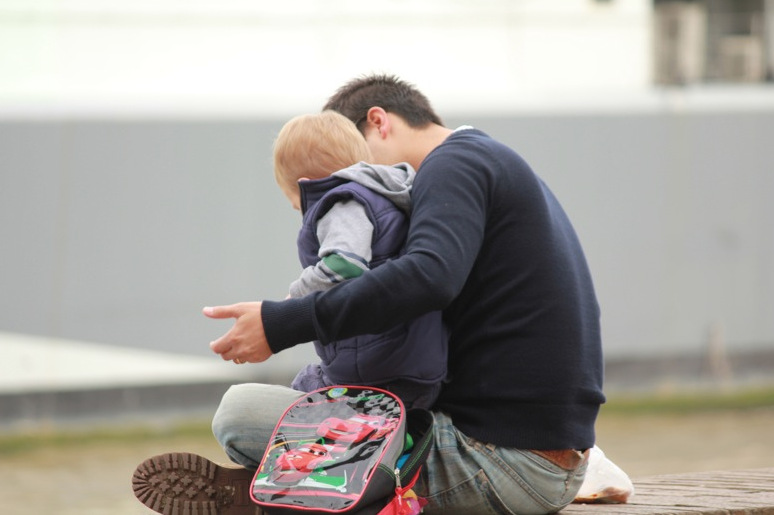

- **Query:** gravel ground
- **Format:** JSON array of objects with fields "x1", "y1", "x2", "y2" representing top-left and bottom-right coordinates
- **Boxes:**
[{"x1": 2, "y1": 407, "x2": 773, "y2": 515}]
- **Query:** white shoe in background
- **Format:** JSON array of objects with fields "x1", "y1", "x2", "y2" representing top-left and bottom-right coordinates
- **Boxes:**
[{"x1": 574, "y1": 446, "x2": 635, "y2": 504}]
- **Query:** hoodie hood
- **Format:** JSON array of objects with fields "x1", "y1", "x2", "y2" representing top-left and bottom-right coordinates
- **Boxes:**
[{"x1": 332, "y1": 162, "x2": 415, "y2": 215}]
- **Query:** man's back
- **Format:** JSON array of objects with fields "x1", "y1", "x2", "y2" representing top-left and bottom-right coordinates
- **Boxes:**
[{"x1": 410, "y1": 128, "x2": 605, "y2": 449}]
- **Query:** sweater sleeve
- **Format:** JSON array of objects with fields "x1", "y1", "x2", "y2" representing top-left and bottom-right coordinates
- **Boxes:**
[
  {"x1": 264, "y1": 136, "x2": 489, "y2": 353},
  {"x1": 288, "y1": 200, "x2": 373, "y2": 297}
]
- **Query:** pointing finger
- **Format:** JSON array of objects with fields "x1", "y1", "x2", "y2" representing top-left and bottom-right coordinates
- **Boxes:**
[{"x1": 203, "y1": 304, "x2": 242, "y2": 319}]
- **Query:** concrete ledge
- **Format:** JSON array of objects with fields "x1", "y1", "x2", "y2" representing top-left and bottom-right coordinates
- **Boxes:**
[
  {"x1": 0, "y1": 332, "x2": 294, "y2": 431},
  {"x1": 563, "y1": 468, "x2": 774, "y2": 514},
  {"x1": 0, "y1": 381, "x2": 238, "y2": 430},
  {"x1": 0, "y1": 332, "x2": 261, "y2": 394}
]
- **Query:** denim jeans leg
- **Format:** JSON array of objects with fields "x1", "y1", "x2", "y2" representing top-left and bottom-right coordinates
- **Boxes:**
[
  {"x1": 211, "y1": 383, "x2": 304, "y2": 469},
  {"x1": 414, "y1": 412, "x2": 588, "y2": 515}
]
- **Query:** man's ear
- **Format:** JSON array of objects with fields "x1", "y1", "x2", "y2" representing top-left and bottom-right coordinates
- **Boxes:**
[{"x1": 366, "y1": 107, "x2": 390, "y2": 139}]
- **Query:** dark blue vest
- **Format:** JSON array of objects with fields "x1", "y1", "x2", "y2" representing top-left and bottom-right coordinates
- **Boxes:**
[{"x1": 297, "y1": 176, "x2": 448, "y2": 385}]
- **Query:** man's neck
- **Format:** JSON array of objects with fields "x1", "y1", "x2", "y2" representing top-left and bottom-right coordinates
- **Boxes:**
[{"x1": 409, "y1": 124, "x2": 454, "y2": 171}]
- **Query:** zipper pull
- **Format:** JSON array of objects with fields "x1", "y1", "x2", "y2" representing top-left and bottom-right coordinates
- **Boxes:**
[{"x1": 393, "y1": 467, "x2": 407, "y2": 513}]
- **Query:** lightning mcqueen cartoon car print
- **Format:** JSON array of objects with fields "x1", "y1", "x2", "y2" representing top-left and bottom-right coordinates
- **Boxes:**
[
  {"x1": 317, "y1": 414, "x2": 398, "y2": 443},
  {"x1": 270, "y1": 442, "x2": 344, "y2": 484}
]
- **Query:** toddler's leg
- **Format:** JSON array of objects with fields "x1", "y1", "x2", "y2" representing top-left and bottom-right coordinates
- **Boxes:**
[{"x1": 290, "y1": 363, "x2": 328, "y2": 392}]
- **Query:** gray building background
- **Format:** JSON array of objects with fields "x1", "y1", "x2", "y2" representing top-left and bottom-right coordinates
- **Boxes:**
[{"x1": 2, "y1": 96, "x2": 773, "y2": 389}]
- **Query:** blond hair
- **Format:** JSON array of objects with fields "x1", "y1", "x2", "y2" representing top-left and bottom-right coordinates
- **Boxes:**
[{"x1": 273, "y1": 110, "x2": 373, "y2": 195}]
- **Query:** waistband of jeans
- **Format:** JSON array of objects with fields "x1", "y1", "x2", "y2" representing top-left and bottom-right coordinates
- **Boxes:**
[{"x1": 529, "y1": 449, "x2": 589, "y2": 470}]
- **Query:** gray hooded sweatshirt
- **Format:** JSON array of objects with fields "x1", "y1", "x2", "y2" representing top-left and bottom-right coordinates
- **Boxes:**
[{"x1": 288, "y1": 162, "x2": 415, "y2": 297}]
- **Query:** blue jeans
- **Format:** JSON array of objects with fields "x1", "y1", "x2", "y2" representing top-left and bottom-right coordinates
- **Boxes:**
[{"x1": 212, "y1": 384, "x2": 587, "y2": 515}]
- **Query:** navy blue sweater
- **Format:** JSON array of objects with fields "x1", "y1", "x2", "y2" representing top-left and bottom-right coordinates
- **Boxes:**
[{"x1": 264, "y1": 128, "x2": 605, "y2": 450}]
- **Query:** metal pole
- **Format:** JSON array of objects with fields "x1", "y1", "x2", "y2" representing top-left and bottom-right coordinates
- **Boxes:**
[{"x1": 765, "y1": 0, "x2": 774, "y2": 80}]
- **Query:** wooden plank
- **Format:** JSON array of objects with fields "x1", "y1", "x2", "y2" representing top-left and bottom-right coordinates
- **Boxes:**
[{"x1": 562, "y1": 468, "x2": 774, "y2": 515}]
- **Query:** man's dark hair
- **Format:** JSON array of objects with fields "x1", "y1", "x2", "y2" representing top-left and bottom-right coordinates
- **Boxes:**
[{"x1": 323, "y1": 74, "x2": 444, "y2": 132}]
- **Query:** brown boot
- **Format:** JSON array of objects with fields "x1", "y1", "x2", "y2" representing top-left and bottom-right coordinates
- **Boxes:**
[{"x1": 132, "y1": 452, "x2": 263, "y2": 515}]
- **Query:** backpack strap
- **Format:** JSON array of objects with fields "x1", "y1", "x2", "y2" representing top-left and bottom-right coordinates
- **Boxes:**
[{"x1": 395, "y1": 409, "x2": 434, "y2": 487}]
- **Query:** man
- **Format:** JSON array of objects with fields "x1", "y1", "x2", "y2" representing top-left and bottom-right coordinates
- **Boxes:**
[{"x1": 133, "y1": 75, "x2": 605, "y2": 515}]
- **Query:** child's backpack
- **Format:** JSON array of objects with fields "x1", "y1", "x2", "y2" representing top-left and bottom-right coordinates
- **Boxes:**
[{"x1": 250, "y1": 385, "x2": 434, "y2": 515}]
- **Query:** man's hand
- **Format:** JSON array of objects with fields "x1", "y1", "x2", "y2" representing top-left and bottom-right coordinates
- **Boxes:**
[{"x1": 203, "y1": 302, "x2": 273, "y2": 364}]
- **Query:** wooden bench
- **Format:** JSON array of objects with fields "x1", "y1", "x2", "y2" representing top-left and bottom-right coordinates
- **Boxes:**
[{"x1": 562, "y1": 468, "x2": 774, "y2": 514}]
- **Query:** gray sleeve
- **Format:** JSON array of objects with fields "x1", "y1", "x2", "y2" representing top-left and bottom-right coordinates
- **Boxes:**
[{"x1": 288, "y1": 200, "x2": 373, "y2": 297}]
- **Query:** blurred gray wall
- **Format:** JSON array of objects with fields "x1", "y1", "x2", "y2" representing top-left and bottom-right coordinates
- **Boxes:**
[{"x1": 1, "y1": 109, "x2": 772, "y2": 362}]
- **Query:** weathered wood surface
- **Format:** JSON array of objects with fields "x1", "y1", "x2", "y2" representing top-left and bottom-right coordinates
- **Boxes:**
[{"x1": 562, "y1": 468, "x2": 774, "y2": 515}]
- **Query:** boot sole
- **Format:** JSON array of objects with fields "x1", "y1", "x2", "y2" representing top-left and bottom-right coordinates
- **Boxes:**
[{"x1": 132, "y1": 452, "x2": 261, "y2": 515}]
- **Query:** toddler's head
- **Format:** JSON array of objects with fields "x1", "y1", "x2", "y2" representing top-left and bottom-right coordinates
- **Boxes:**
[{"x1": 274, "y1": 110, "x2": 373, "y2": 210}]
